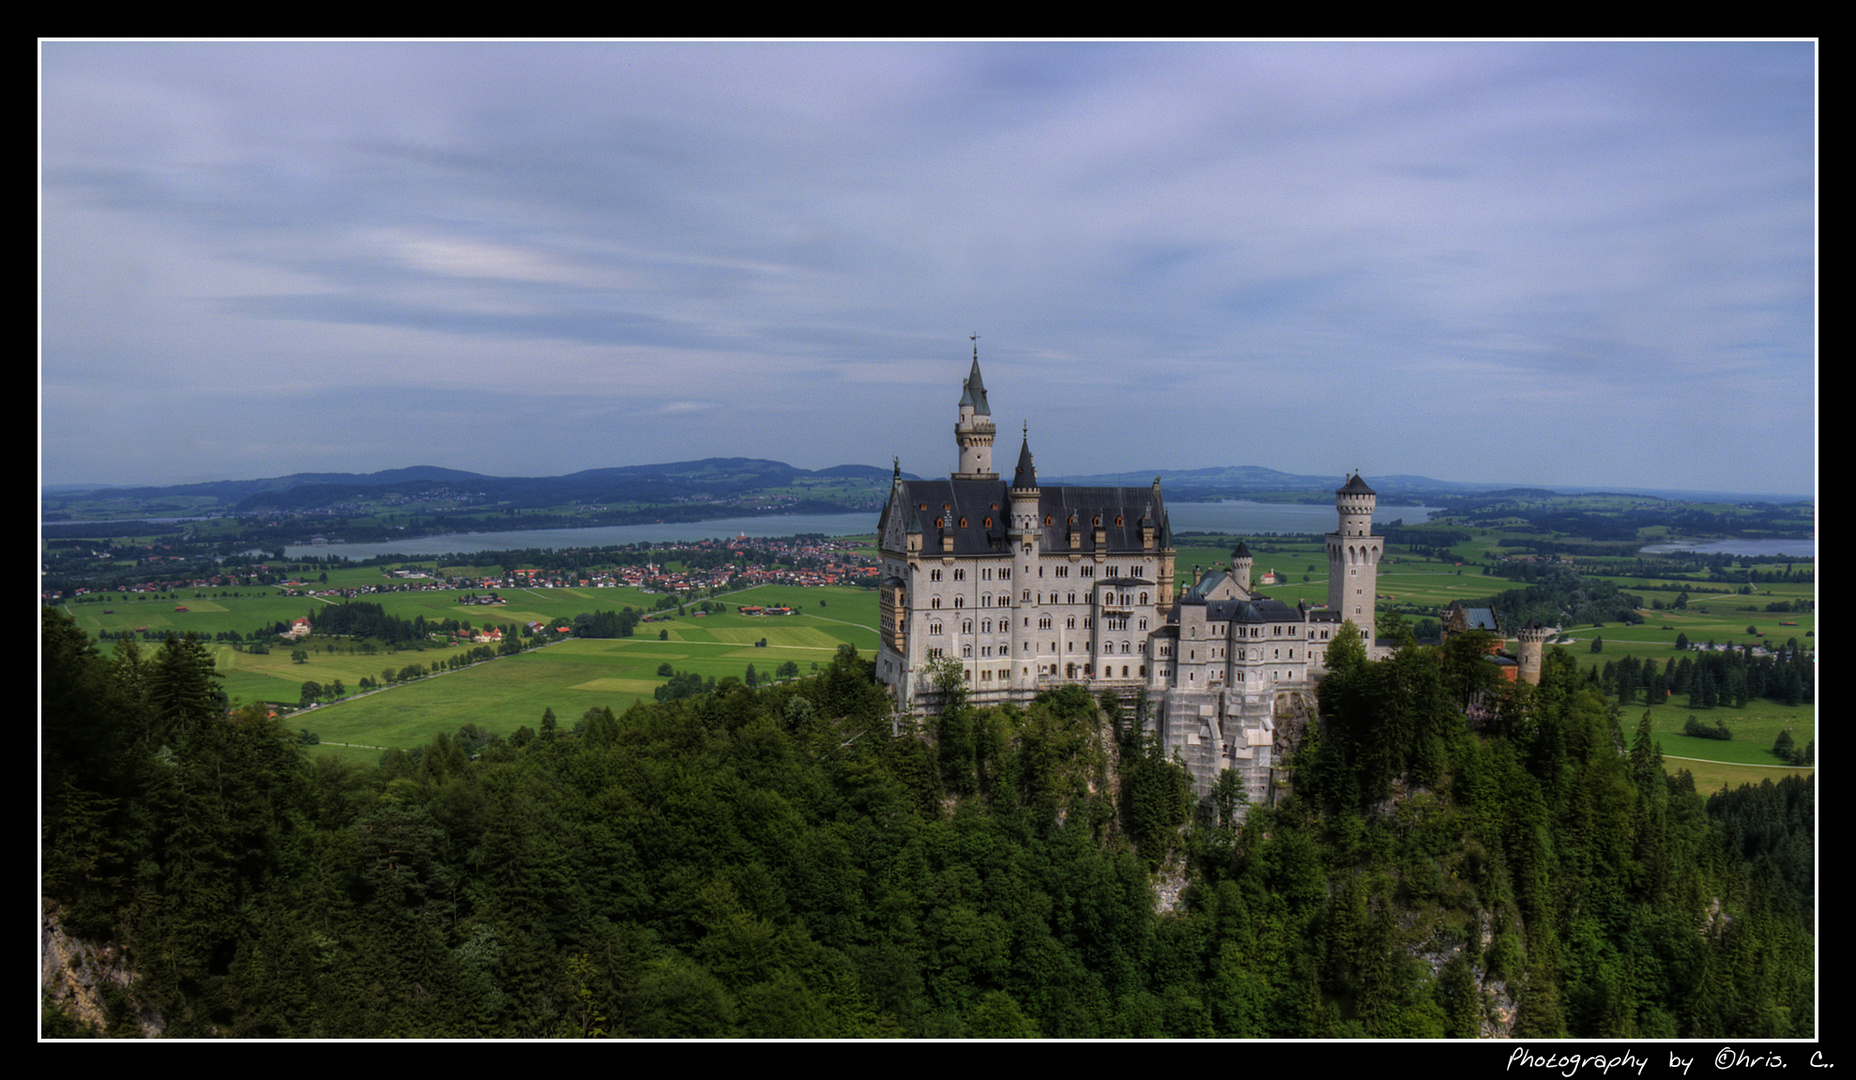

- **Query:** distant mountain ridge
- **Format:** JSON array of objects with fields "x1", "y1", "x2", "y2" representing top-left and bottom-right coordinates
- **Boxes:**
[
  {"x1": 45, "y1": 459, "x2": 1807, "y2": 516},
  {"x1": 45, "y1": 459, "x2": 918, "y2": 516}
]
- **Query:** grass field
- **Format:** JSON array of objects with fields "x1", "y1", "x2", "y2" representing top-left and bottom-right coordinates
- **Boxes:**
[{"x1": 141, "y1": 582, "x2": 887, "y2": 753}]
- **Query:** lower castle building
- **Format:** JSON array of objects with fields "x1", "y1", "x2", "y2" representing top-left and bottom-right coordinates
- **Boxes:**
[{"x1": 876, "y1": 348, "x2": 1386, "y2": 808}]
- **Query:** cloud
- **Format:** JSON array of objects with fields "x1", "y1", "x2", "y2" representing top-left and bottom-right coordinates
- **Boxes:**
[{"x1": 40, "y1": 41, "x2": 1816, "y2": 495}]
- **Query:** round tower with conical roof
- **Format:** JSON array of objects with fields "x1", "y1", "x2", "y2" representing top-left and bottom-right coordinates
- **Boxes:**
[
  {"x1": 953, "y1": 339, "x2": 997, "y2": 480},
  {"x1": 1230, "y1": 540, "x2": 1255, "y2": 599},
  {"x1": 1326, "y1": 473, "x2": 1383, "y2": 651}
]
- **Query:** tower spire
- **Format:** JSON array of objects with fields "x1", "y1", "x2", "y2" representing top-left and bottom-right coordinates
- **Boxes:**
[{"x1": 953, "y1": 336, "x2": 996, "y2": 479}]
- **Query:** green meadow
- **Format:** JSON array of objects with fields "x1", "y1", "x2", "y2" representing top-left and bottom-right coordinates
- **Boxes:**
[{"x1": 87, "y1": 581, "x2": 883, "y2": 755}]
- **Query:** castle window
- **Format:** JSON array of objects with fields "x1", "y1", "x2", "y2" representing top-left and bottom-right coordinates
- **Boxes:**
[
  {"x1": 954, "y1": 596, "x2": 963, "y2": 608},
  {"x1": 935, "y1": 518, "x2": 944, "y2": 529},
  {"x1": 959, "y1": 517, "x2": 968, "y2": 528},
  {"x1": 1116, "y1": 516, "x2": 1123, "y2": 526},
  {"x1": 962, "y1": 620, "x2": 972, "y2": 634},
  {"x1": 931, "y1": 597, "x2": 941, "y2": 609},
  {"x1": 1045, "y1": 515, "x2": 1053, "y2": 526},
  {"x1": 930, "y1": 621, "x2": 943, "y2": 635},
  {"x1": 983, "y1": 517, "x2": 992, "y2": 528}
]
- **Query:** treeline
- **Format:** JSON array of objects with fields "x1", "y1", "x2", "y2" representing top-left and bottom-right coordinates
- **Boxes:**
[
  {"x1": 42, "y1": 609, "x2": 1811, "y2": 1038},
  {"x1": 1384, "y1": 526, "x2": 1472, "y2": 559},
  {"x1": 1441, "y1": 501, "x2": 1813, "y2": 542},
  {"x1": 1603, "y1": 646, "x2": 1815, "y2": 710},
  {"x1": 1473, "y1": 562, "x2": 1646, "y2": 628}
]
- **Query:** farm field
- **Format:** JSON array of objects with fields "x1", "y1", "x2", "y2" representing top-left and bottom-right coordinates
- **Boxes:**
[{"x1": 216, "y1": 582, "x2": 883, "y2": 752}]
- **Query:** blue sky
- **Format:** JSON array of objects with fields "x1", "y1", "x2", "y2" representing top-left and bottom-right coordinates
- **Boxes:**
[{"x1": 40, "y1": 41, "x2": 1816, "y2": 496}]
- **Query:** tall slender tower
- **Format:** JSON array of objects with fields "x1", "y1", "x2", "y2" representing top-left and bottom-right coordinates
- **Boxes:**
[
  {"x1": 953, "y1": 339, "x2": 996, "y2": 480},
  {"x1": 1326, "y1": 473, "x2": 1383, "y2": 649},
  {"x1": 1009, "y1": 428, "x2": 1042, "y2": 694}
]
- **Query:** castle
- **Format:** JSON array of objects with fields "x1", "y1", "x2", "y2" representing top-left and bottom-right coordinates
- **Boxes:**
[{"x1": 875, "y1": 347, "x2": 1390, "y2": 805}]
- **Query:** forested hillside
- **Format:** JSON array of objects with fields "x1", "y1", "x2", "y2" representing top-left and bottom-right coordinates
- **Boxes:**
[{"x1": 41, "y1": 608, "x2": 1812, "y2": 1038}]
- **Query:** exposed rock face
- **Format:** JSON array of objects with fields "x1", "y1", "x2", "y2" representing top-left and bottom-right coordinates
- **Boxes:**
[{"x1": 41, "y1": 904, "x2": 162, "y2": 1038}]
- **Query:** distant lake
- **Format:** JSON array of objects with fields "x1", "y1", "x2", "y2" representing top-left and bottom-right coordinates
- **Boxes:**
[
  {"x1": 1640, "y1": 539, "x2": 1815, "y2": 559},
  {"x1": 282, "y1": 501, "x2": 1438, "y2": 560}
]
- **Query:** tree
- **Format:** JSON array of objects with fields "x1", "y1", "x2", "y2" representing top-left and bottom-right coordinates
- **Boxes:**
[
  {"x1": 1325, "y1": 619, "x2": 1367, "y2": 676},
  {"x1": 1376, "y1": 610, "x2": 1415, "y2": 650},
  {"x1": 291, "y1": 648, "x2": 309, "y2": 665},
  {"x1": 1590, "y1": 636, "x2": 1603, "y2": 654}
]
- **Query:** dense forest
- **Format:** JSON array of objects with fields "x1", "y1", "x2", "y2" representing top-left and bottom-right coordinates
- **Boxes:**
[{"x1": 41, "y1": 608, "x2": 1812, "y2": 1038}]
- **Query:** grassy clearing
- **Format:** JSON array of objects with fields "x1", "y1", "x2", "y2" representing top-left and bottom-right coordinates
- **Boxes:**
[{"x1": 262, "y1": 585, "x2": 880, "y2": 750}]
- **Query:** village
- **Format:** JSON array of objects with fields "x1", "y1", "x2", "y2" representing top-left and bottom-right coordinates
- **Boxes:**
[{"x1": 45, "y1": 534, "x2": 882, "y2": 605}]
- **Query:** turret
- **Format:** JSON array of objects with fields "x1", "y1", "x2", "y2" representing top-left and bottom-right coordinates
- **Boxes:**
[
  {"x1": 1230, "y1": 540, "x2": 1254, "y2": 598},
  {"x1": 953, "y1": 341, "x2": 997, "y2": 480},
  {"x1": 1517, "y1": 620, "x2": 1551, "y2": 686}
]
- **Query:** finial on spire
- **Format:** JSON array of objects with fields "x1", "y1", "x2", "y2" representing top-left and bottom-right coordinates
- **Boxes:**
[{"x1": 970, "y1": 332, "x2": 979, "y2": 362}]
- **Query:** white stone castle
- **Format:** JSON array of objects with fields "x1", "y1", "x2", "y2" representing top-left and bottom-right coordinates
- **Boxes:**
[{"x1": 876, "y1": 347, "x2": 1386, "y2": 804}]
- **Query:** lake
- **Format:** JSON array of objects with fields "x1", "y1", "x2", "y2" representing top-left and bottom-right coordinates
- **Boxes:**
[
  {"x1": 282, "y1": 500, "x2": 1440, "y2": 560},
  {"x1": 1639, "y1": 539, "x2": 1815, "y2": 559}
]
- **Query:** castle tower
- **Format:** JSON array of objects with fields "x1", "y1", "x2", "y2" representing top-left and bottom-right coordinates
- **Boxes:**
[
  {"x1": 1010, "y1": 428, "x2": 1041, "y2": 694},
  {"x1": 1230, "y1": 540, "x2": 1254, "y2": 599},
  {"x1": 953, "y1": 340, "x2": 997, "y2": 480},
  {"x1": 1326, "y1": 473, "x2": 1382, "y2": 649},
  {"x1": 1517, "y1": 620, "x2": 1550, "y2": 686}
]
